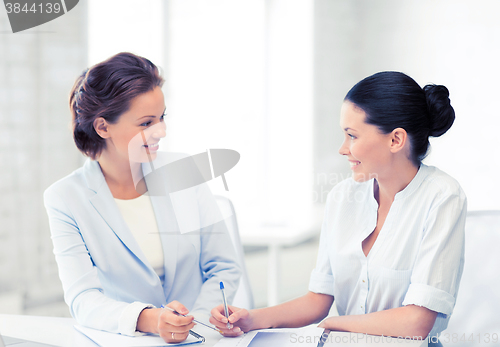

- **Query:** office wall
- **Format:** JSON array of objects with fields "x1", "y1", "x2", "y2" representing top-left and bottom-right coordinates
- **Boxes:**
[
  {"x1": 0, "y1": 4, "x2": 87, "y2": 315},
  {"x1": 164, "y1": 0, "x2": 318, "y2": 232}
]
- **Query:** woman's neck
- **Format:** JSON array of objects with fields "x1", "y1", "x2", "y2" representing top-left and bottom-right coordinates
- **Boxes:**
[
  {"x1": 374, "y1": 161, "x2": 419, "y2": 205},
  {"x1": 97, "y1": 152, "x2": 146, "y2": 199}
]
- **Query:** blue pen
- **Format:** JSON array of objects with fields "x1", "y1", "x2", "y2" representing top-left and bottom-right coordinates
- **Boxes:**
[{"x1": 220, "y1": 281, "x2": 231, "y2": 329}]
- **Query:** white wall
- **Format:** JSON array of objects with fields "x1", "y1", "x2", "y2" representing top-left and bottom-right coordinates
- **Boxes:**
[
  {"x1": 165, "y1": 0, "x2": 316, "y2": 232},
  {"x1": 88, "y1": 0, "x2": 164, "y2": 66}
]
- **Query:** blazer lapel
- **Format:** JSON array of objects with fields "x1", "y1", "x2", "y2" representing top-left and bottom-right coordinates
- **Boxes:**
[
  {"x1": 143, "y1": 163, "x2": 179, "y2": 299},
  {"x1": 83, "y1": 159, "x2": 158, "y2": 272}
]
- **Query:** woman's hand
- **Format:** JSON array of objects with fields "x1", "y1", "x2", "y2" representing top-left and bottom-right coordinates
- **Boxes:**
[
  {"x1": 317, "y1": 315, "x2": 341, "y2": 330},
  {"x1": 209, "y1": 304, "x2": 253, "y2": 336},
  {"x1": 137, "y1": 301, "x2": 195, "y2": 343}
]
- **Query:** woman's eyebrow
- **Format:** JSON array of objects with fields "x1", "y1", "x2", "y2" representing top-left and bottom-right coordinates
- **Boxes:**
[
  {"x1": 138, "y1": 115, "x2": 155, "y2": 120},
  {"x1": 138, "y1": 108, "x2": 166, "y2": 120},
  {"x1": 344, "y1": 127, "x2": 356, "y2": 132}
]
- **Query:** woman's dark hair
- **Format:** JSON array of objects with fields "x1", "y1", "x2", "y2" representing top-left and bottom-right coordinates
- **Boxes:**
[
  {"x1": 69, "y1": 52, "x2": 164, "y2": 159},
  {"x1": 344, "y1": 71, "x2": 455, "y2": 166}
]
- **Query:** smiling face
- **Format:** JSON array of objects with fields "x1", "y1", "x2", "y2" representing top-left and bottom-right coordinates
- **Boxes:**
[
  {"x1": 98, "y1": 86, "x2": 166, "y2": 164},
  {"x1": 338, "y1": 101, "x2": 394, "y2": 182}
]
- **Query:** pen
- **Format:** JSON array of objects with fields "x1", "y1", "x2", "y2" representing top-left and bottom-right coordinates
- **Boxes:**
[
  {"x1": 160, "y1": 305, "x2": 222, "y2": 333},
  {"x1": 317, "y1": 329, "x2": 331, "y2": 347},
  {"x1": 187, "y1": 329, "x2": 205, "y2": 343},
  {"x1": 220, "y1": 281, "x2": 231, "y2": 329}
]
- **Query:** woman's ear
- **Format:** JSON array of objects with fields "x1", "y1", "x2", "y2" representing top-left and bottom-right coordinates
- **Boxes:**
[
  {"x1": 389, "y1": 127, "x2": 408, "y2": 153},
  {"x1": 93, "y1": 117, "x2": 110, "y2": 139}
]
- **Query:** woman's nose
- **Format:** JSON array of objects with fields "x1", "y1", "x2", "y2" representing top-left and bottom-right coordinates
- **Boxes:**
[
  {"x1": 150, "y1": 121, "x2": 166, "y2": 139},
  {"x1": 338, "y1": 138, "x2": 349, "y2": 156}
]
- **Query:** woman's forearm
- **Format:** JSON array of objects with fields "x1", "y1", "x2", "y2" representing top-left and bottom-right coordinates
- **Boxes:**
[
  {"x1": 319, "y1": 305, "x2": 437, "y2": 339},
  {"x1": 250, "y1": 292, "x2": 334, "y2": 330}
]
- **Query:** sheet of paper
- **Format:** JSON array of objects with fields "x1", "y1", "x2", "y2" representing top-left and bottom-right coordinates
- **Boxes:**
[
  {"x1": 213, "y1": 327, "x2": 324, "y2": 347},
  {"x1": 74, "y1": 325, "x2": 203, "y2": 346},
  {"x1": 213, "y1": 326, "x2": 427, "y2": 347}
]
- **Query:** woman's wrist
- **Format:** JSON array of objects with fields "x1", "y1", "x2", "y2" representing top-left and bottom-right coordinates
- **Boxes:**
[
  {"x1": 250, "y1": 308, "x2": 272, "y2": 330},
  {"x1": 137, "y1": 307, "x2": 161, "y2": 334}
]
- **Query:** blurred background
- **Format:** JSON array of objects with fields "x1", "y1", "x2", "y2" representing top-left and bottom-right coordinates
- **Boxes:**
[{"x1": 1, "y1": 0, "x2": 499, "y2": 321}]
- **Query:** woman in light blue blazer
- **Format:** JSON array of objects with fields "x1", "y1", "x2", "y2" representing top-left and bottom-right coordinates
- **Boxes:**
[{"x1": 44, "y1": 52, "x2": 241, "y2": 343}]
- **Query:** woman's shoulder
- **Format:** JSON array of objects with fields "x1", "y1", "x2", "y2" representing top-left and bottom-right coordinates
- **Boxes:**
[
  {"x1": 44, "y1": 160, "x2": 100, "y2": 200},
  {"x1": 420, "y1": 164, "x2": 465, "y2": 198}
]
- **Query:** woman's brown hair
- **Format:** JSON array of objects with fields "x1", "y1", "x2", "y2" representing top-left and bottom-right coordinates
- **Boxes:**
[{"x1": 69, "y1": 52, "x2": 164, "y2": 159}]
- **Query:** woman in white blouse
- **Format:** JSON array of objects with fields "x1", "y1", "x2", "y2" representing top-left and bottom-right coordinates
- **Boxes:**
[
  {"x1": 44, "y1": 52, "x2": 241, "y2": 344},
  {"x1": 210, "y1": 71, "x2": 466, "y2": 345}
]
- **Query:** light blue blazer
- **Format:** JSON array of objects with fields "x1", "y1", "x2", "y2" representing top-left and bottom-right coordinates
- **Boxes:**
[{"x1": 44, "y1": 155, "x2": 241, "y2": 334}]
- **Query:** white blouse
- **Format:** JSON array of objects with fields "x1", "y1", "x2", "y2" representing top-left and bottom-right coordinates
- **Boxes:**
[
  {"x1": 114, "y1": 195, "x2": 164, "y2": 280},
  {"x1": 309, "y1": 164, "x2": 467, "y2": 338}
]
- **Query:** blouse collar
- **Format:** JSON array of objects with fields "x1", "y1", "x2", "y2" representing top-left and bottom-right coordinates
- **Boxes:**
[{"x1": 393, "y1": 163, "x2": 429, "y2": 201}]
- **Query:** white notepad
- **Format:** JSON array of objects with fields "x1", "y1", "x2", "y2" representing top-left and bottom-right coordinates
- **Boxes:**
[{"x1": 74, "y1": 325, "x2": 204, "y2": 346}]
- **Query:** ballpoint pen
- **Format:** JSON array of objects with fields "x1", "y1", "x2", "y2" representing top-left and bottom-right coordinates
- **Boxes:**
[
  {"x1": 220, "y1": 281, "x2": 231, "y2": 329},
  {"x1": 317, "y1": 329, "x2": 331, "y2": 347},
  {"x1": 160, "y1": 305, "x2": 222, "y2": 333},
  {"x1": 186, "y1": 329, "x2": 205, "y2": 343}
]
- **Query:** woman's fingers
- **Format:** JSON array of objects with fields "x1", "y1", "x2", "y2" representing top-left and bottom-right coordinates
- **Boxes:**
[
  {"x1": 209, "y1": 304, "x2": 249, "y2": 337},
  {"x1": 227, "y1": 305, "x2": 248, "y2": 324},
  {"x1": 167, "y1": 300, "x2": 189, "y2": 316},
  {"x1": 157, "y1": 301, "x2": 195, "y2": 343},
  {"x1": 160, "y1": 330, "x2": 190, "y2": 344},
  {"x1": 160, "y1": 309, "x2": 193, "y2": 326},
  {"x1": 160, "y1": 320, "x2": 196, "y2": 332},
  {"x1": 211, "y1": 304, "x2": 230, "y2": 324},
  {"x1": 208, "y1": 315, "x2": 243, "y2": 337},
  {"x1": 209, "y1": 315, "x2": 231, "y2": 329}
]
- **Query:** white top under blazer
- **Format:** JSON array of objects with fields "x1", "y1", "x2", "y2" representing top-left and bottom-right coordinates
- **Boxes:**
[
  {"x1": 308, "y1": 164, "x2": 467, "y2": 338},
  {"x1": 44, "y1": 153, "x2": 241, "y2": 336},
  {"x1": 114, "y1": 195, "x2": 165, "y2": 280}
]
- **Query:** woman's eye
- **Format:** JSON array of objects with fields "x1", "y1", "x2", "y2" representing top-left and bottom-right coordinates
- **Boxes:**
[
  {"x1": 348, "y1": 134, "x2": 356, "y2": 139},
  {"x1": 141, "y1": 114, "x2": 165, "y2": 127}
]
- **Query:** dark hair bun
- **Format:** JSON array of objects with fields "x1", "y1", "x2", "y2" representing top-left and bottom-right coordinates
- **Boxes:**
[{"x1": 423, "y1": 84, "x2": 455, "y2": 137}]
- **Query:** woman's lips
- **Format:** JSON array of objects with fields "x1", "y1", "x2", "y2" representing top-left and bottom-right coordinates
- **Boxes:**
[
  {"x1": 349, "y1": 160, "x2": 360, "y2": 169},
  {"x1": 144, "y1": 143, "x2": 159, "y2": 151}
]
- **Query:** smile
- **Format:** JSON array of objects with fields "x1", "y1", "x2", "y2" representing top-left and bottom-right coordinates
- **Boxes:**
[
  {"x1": 349, "y1": 161, "x2": 360, "y2": 168},
  {"x1": 144, "y1": 143, "x2": 159, "y2": 150}
]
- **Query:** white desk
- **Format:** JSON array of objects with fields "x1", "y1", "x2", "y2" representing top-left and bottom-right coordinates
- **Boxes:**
[
  {"x1": 0, "y1": 314, "x2": 223, "y2": 347},
  {"x1": 240, "y1": 225, "x2": 319, "y2": 306},
  {"x1": 0, "y1": 314, "x2": 428, "y2": 347}
]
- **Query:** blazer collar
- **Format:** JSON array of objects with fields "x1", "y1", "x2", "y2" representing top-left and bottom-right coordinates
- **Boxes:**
[{"x1": 82, "y1": 158, "x2": 107, "y2": 194}]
